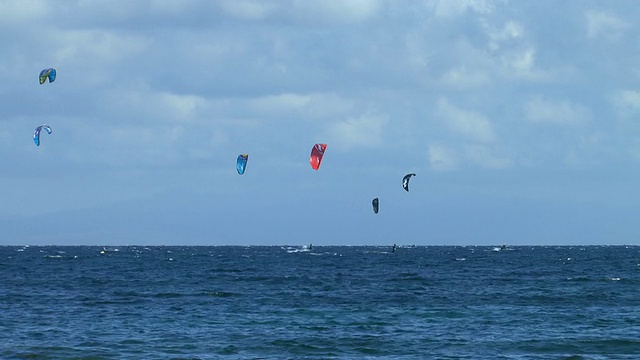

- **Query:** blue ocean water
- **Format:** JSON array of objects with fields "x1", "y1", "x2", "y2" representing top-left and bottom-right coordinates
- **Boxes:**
[{"x1": 1, "y1": 245, "x2": 639, "y2": 359}]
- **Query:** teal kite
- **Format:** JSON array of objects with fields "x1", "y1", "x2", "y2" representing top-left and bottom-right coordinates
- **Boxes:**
[{"x1": 237, "y1": 154, "x2": 248, "y2": 175}]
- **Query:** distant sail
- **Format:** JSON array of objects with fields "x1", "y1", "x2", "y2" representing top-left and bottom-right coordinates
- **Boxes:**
[
  {"x1": 402, "y1": 173, "x2": 416, "y2": 192},
  {"x1": 372, "y1": 197, "x2": 379, "y2": 214},
  {"x1": 310, "y1": 143, "x2": 327, "y2": 170},
  {"x1": 236, "y1": 154, "x2": 248, "y2": 175}
]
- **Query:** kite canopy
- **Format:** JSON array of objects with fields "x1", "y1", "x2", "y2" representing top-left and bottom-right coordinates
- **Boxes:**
[
  {"x1": 402, "y1": 173, "x2": 416, "y2": 192},
  {"x1": 236, "y1": 154, "x2": 248, "y2": 175},
  {"x1": 310, "y1": 143, "x2": 327, "y2": 170},
  {"x1": 39, "y1": 68, "x2": 56, "y2": 84},
  {"x1": 372, "y1": 197, "x2": 379, "y2": 214},
  {"x1": 33, "y1": 124, "x2": 52, "y2": 146}
]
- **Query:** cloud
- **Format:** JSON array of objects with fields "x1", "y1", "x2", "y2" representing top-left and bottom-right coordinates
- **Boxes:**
[
  {"x1": 612, "y1": 90, "x2": 640, "y2": 118},
  {"x1": 291, "y1": 0, "x2": 381, "y2": 24},
  {"x1": 486, "y1": 20, "x2": 524, "y2": 51},
  {"x1": 103, "y1": 86, "x2": 209, "y2": 124},
  {"x1": 524, "y1": 96, "x2": 591, "y2": 126},
  {"x1": 217, "y1": 0, "x2": 382, "y2": 24},
  {"x1": 426, "y1": 16, "x2": 547, "y2": 86},
  {"x1": 52, "y1": 30, "x2": 150, "y2": 64},
  {"x1": 328, "y1": 113, "x2": 389, "y2": 151},
  {"x1": 427, "y1": 143, "x2": 458, "y2": 171},
  {"x1": 429, "y1": 98, "x2": 511, "y2": 170},
  {"x1": 250, "y1": 93, "x2": 312, "y2": 112},
  {"x1": 437, "y1": 98, "x2": 495, "y2": 143},
  {"x1": 0, "y1": 0, "x2": 49, "y2": 25},
  {"x1": 428, "y1": 0, "x2": 497, "y2": 18},
  {"x1": 187, "y1": 92, "x2": 358, "y2": 133},
  {"x1": 440, "y1": 66, "x2": 491, "y2": 89},
  {"x1": 247, "y1": 92, "x2": 355, "y2": 119},
  {"x1": 498, "y1": 47, "x2": 545, "y2": 80},
  {"x1": 427, "y1": 143, "x2": 510, "y2": 171},
  {"x1": 586, "y1": 10, "x2": 629, "y2": 41},
  {"x1": 464, "y1": 144, "x2": 511, "y2": 169},
  {"x1": 218, "y1": 0, "x2": 277, "y2": 20},
  {"x1": 67, "y1": 121, "x2": 228, "y2": 168}
]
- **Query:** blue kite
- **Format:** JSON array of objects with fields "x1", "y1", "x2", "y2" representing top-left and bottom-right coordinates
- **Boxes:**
[
  {"x1": 33, "y1": 125, "x2": 52, "y2": 146},
  {"x1": 236, "y1": 154, "x2": 248, "y2": 175},
  {"x1": 39, "y1": 68, "x2": 56, "y2": 84}
]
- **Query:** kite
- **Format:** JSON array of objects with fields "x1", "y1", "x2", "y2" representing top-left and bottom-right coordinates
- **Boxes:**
[
  {"x1": 402, "y1": 173, "x2": 416, "y2": 192},
  {"x1": 310, "y1": 143, "x2": 327, "y2": 170},
  {"x1": 33, "y1": 125, "x2": 52, "y2": 146},
  {"x1": 237, "y1": 154, "x2": 248, "y2": 175},
  {"x1": 39, "y1": 68, "x2": 56, "y2": 84},
  {"x1": 372, "y1": 197, "x2": 379, "y2": 214}
]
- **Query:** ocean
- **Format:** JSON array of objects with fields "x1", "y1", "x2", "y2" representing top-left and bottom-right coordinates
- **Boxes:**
[{"x1": 1, "y1": 245, "x2": 639, "y2": 359}]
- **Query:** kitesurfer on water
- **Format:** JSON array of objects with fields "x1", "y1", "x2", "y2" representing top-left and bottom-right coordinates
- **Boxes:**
[{"x1": 392, "y1": 244, "x2": 397, "y2": 253}]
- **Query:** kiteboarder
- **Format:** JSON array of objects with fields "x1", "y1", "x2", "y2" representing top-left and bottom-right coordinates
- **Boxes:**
[{"x1": 392, "y1": 244, "x2": 397, "y2": 253}]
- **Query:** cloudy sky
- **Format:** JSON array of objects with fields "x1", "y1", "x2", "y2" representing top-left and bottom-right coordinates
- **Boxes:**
[{"x1": 1, "y1": 0, "x2": 639, "y2": 246}]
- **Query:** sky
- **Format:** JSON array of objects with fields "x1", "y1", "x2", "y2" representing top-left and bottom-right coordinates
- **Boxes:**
[{"x1": 1, "y1": 0, "x2": 640, "y2": 246}]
